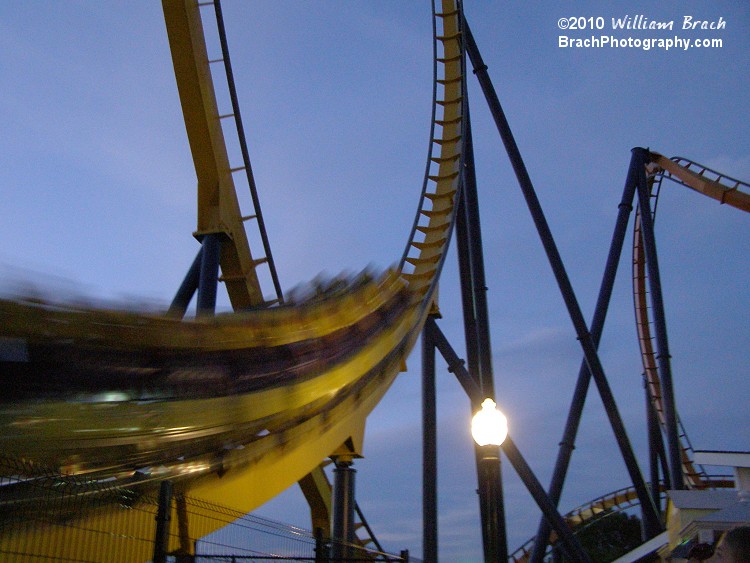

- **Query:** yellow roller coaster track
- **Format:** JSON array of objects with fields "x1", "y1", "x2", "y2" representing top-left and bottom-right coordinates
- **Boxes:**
[
  {"x1": 5, "y1": 2, "x2": 745, "y2": 560},
  {"x1": 0, "y1": 0, "x2": 465, "y2": 559}
]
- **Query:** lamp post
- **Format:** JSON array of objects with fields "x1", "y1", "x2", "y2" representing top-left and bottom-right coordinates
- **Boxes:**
[
  {"x1": 472, "y1": 398, "x2": 508, "y2": 447},
  {"x1": 472, "y1": 398, "x2": 508, "y2": 563}
]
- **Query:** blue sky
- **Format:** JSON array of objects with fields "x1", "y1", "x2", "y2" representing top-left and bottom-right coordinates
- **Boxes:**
[{"x1": 1, "y1": 1, "x2": 748, "y2": 561}]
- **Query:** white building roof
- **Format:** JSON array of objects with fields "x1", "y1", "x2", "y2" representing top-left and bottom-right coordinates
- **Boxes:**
[
  {"x1": 667, "y1": 489, "x2": 740, "y2": 510},
  {"x1": 611, "y1": 531, "x2": 668, "y2": 563},
  {"x1": 695, "y1": 499, "x2": 750, "y2": 525},
  {"x1": 694, "y1": 450, "x2": 750, "y2": 468}
]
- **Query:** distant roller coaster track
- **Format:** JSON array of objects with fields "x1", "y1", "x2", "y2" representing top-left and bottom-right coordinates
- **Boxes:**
[
  {"x1": 512, "y1": 154, "x2": 749, "y2": 562},
  {"x1": 1, "y1": 1, "x2": 748, "y2": 561},
  {"x1": 633, "y1": 154, "x2": 750, "y2": 490}
]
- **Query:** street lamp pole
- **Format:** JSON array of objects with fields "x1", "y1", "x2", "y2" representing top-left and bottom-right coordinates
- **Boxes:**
[{"x1": 471, "y1": 399, "x2": 509, "y2": 563}]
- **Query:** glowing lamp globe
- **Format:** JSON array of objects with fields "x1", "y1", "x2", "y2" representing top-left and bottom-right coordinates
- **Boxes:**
[{"x1": 471, "y1": 398, "x2": 508, "y2": 446}]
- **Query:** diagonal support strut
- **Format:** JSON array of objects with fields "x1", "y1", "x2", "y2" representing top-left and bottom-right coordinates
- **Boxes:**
[{"x1": 462, "y1": 19, "x2": 663, "y2": 543}]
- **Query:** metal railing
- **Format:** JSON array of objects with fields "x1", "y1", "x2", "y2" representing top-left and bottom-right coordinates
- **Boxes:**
[{"x1": 0, "y1": 455, "x2": 414, "y2": 563}]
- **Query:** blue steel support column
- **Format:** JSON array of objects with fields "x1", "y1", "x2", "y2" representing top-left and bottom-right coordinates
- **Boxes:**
[
  {"x1": 332, "y1": 460, "x2": 356, "y2": 562},
  {"x1": 454, "y1": 81, "x2": 482, "y2": 427},
  {"x1": 502, "y1": 437, "x2": 591, "y2": 563},
  {"x1": 168, "y1": 246, "x2": 203, "y2": 317},
  {"x1": 153, "y1": 480, "x2": 173, "y2": 563},
  {"x1": 422, "y1": 319, "x2": 438, "y2": 563},
  {"x1": 530, "y1": 149, "x2": 647, "y2": 561},
  {"x1": 455, "y1": 98, "x2": 508, "y2": 561},
  {"x1": 646, "y1": 379, "x2": 668, "y2": 512},
  {"x1": 314, "y1": 527, "x2": 329, "y2": 563},
  {"x1": 464, "y1": 20, "x2": 662, "y2": 538},
  {"x1": 426, "y1": 317, "x2": 591, "y2": 562},
  {"x1": 426, "y1": 317, "x2": 482, "y2": 400},
  {"x1": 456, "y1": 193, "x2": 481, "y2": 389},
  {"x1": 653, "y1": 397, "x2": 672, "y2": 492},
  {"x1": 634, "y1": 156, "x2": 685, "y2": 491},
  {"x1": 476, "y1": 446, "x2": 504, "y2": 562},
  {"x1": 197, "y1": 233, "x2": 222, "y2": 317},
  {"x1": 461, "y1": 99, "x2": 495, "y2": 408},
  {"x1": 647, "y1": 384, "x2": 661, "y2": 506}
]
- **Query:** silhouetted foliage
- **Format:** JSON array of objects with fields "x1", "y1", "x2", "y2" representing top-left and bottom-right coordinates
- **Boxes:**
[{"x1": 560, "y1": 510, "x2": 644, "y2": 562}]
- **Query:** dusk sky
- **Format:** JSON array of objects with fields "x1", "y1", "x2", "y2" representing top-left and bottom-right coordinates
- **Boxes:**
[{"x1": 1, "y1": 2, "x2": 748, "y2": 561}]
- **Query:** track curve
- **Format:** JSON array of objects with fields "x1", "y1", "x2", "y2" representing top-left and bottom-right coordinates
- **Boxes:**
[
  {"x1": 515, "y1": 154, "x2": 749, "y2": 561},
  {"x1": 633, "y1": 153, "x2": 750, "y2": 489},
  {"x1": 0, "y1": 0, "x2": 467, "y2": 555},
  {"x1": 4, "y1": 3, "x2": 746, "y2": 561}
]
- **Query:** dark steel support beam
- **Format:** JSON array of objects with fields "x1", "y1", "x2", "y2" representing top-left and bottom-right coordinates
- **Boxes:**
[
  {"x1": 646, "y1": 379, "x2": 669, "y2": 512},
  {"x1": 456, "y1": 99, "x2": 508, "y2": 562},
  {"x1": 422, "y1": 318, "x2": 438, "y2": 563},
  {"x1": 197, "y1": 233, "x2": 222, "y2": 317},
  {"x1": 656, "y1": 413, "x2": 672, "y2": 492},
  {"x1": 314, "y1": 527, "x2": 329, "y2": 563},
  {"x1": 456, "y1": 192, "x2": 481, "y2": 388},
  {"x1": 153, "y1": 480, "x2": 173, "y2": 563},
  {"x1": 456, "y1": 107, "x2": 495, "y2": 396},
  {"x1": 454, "y1": 98, "x2": 508, "y2": 562},
  {"x1": 169, "y1": 246, "x2": 203, "y2": 318},
  {"x1": 475, "y1": 445, "x2": 505, "y2": 563},
  {"x1": 427, "y1": 317, "x2": 480, "y2": 399},
  {"x1": 427, "y1": 318, "x2": 588, "y2": 561},
  {"x1": 212, "y1": 0, "x2": 283, "y2": 303},
  {"x1": 462, "y1": 108, "x2": 495, "y2": 403},
  {"x1": 647, "y1": 387, "x2": 661, "y2": 505},
  {"x1": 502, "y1": 437, "x2": 591, "y2": 563},
  {"x1": 175, "y1": 493, "x2": 192, "y2": 558},
  {"x1": 634, "y1": 158, "x2": 684, "y2": 491},
  {"x1": 332, "y1": 460, "x2": 356, "y2": 562},
  {"x1": 464, "y1": 19, "x2": 662, "y2": 539},
  {"x1": 530, "y1": 149, "x2": 649, "y2": 560},
  {"x1": 354, "y1": 503, "x2": 389, "y2": 561}
]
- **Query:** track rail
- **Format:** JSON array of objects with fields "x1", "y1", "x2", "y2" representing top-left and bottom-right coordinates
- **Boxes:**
[
  {"x1": 202, "y1": 0, "x2": 284, "y2": 304},
  {"x1": 510, "y1": 473, "x2": 734, "y2": 563},
  {"x1": 17, "y1": 4, "x2": 750, "y2": 561},
  {"x1": 633, "y1": 154, "x2": 750, "y2": 490},
  {"x1": 513, "y1": 155, "x2": 748, "y2": 561},
  {"x1": 0, "y1": 271, "x2": 412, "y2": 469},
  {"x1": 400, "y1": 0, "x2": 466, "y2": 310},
  {"x1": 163, "y1": 0, "x2": 269, "y2": 309},
  {"x1": 0, "y1": 0, "x2": 467, "y2": 557},
  {"x1": 649, "y1": 153, "x2": 750, "y2": 212},
  {"x1": 632, "y1": 191, "x2": 709, "y2": 489}
]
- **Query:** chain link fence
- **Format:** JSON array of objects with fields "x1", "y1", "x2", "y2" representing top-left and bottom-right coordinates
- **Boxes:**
[{"x1": 0, "y1": 456, "x2": 413, "y2": 563}]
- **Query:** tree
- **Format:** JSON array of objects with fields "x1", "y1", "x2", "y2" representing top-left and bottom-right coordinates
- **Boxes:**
[{"x1": 560, "y1": 510, "x2": 645, "y2": 562}]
